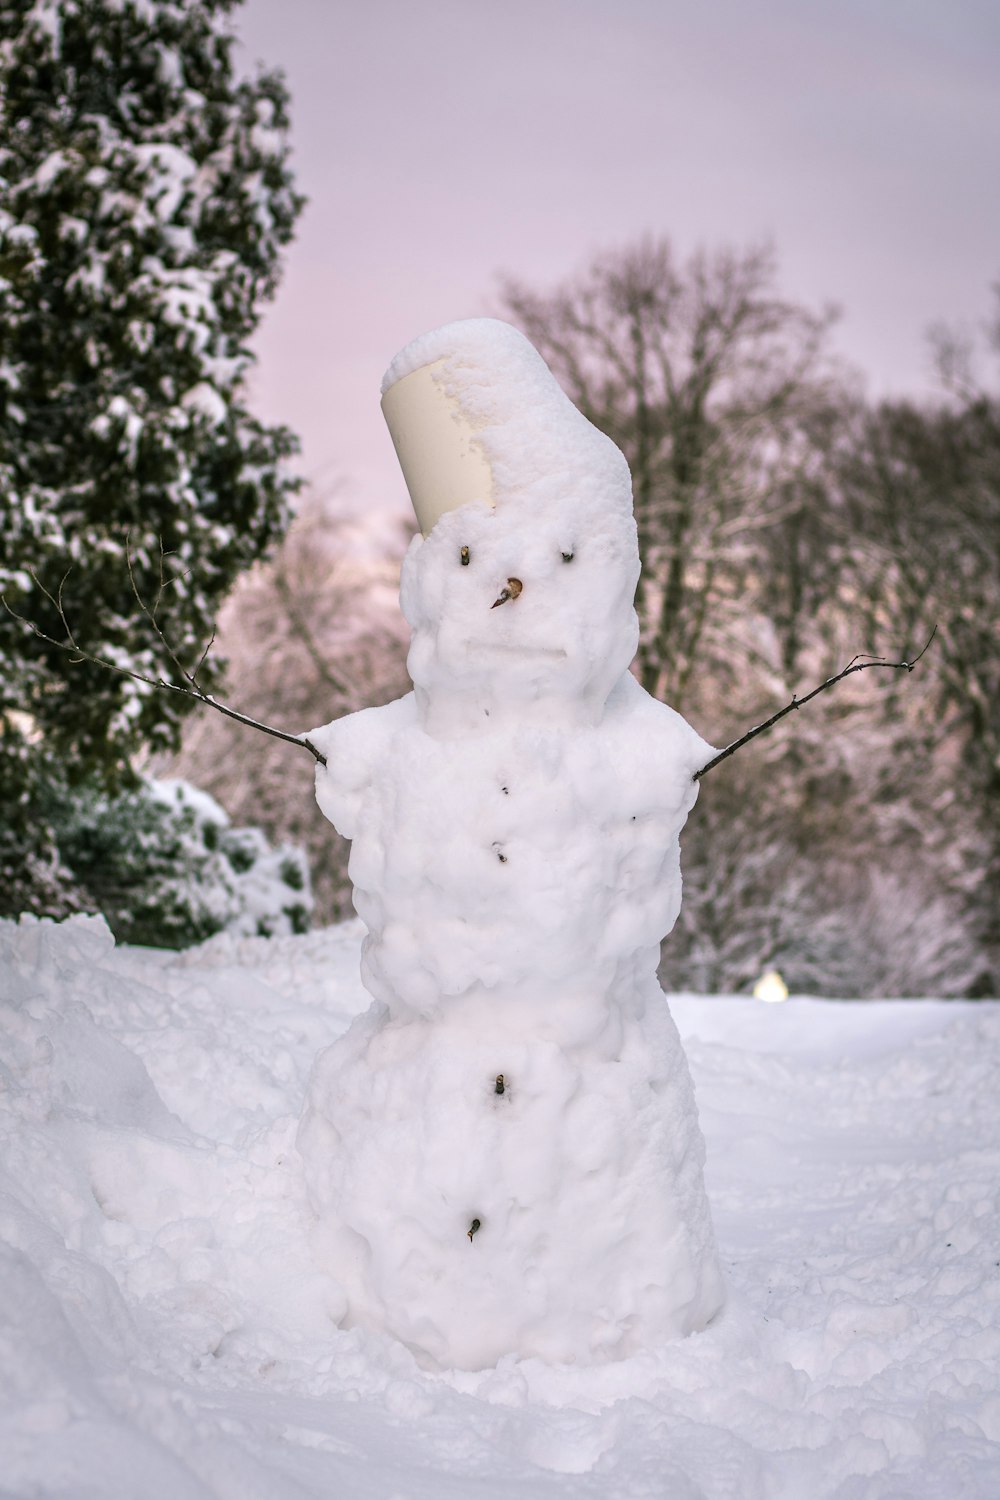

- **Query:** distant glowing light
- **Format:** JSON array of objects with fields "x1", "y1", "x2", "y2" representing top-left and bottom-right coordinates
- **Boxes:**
[{"x1": 753, "y1": 970, "x2": 789, "y2": 1004}]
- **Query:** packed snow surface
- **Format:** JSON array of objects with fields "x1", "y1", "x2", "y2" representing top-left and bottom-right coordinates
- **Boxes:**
[
  {"x1": 307, "y1": 318, "x2": 722, "y2": 1366},
  {"x1": 2, "y1": 916, "x2": 1000, "y2": 1498}
]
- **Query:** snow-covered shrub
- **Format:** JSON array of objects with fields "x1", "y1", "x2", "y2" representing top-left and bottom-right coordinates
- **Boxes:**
[
  {"x1": 0, "y1": 721, "x2": 81, "y2": 920},
  {"x1": 51, "y1": 777, "x2": 311, "y2": 949}
]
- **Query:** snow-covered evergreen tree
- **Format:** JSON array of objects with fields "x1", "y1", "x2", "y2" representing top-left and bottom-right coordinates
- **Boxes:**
[{"x1": 0, "y1": 0, "x2": 303, "y2": 913}]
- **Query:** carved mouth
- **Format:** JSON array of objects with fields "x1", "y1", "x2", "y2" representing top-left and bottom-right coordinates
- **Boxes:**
[{"x1": 466, "y1": 641, "x2": 568, "y2": 662}]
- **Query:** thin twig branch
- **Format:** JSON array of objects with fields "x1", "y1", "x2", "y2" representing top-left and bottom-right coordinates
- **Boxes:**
[
  {"x1": 272, "y1": 559, "x2": 352, "y2": 700},
  {"x1": 2, "y1": 580, "x2": 328, "y2": 767},
  {"x1": 192, "y1": 625, "x2": 217, "y2": 688},
  {"x1": 125, "y1": 534, "x2": 199, "y2": 689},
  {"x1": 694, "y1": 628, "x2": 937, "y2": 781}
]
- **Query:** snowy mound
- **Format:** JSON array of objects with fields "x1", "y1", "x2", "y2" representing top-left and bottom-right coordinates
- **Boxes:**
[
  {"x1": 2, "y1": 917, "x2": 1000, "y2": 1498},
  {"x1": 311, "y1": 674, "x2": 710, "y2": 1021},
  {"x1": 305, "y1": 673, "x2": 722, "y2": 1367},
  {"x1": 300, "y1": 984, "x2": 720, "y2": 1370}
]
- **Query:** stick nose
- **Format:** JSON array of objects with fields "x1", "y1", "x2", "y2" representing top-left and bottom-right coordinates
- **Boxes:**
[{"x1": 491, "y1": 577, "x2": 523, "y2": 609}]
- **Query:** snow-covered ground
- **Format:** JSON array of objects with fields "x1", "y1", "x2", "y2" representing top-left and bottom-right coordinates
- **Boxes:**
[{"x1": 2, "y1": 913, "x2": 999, "y2": 1499}]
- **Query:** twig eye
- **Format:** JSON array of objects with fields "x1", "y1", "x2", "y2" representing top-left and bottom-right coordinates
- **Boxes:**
[{"x1": 460, "y1": 546, "x2": 470, "y2": 566}]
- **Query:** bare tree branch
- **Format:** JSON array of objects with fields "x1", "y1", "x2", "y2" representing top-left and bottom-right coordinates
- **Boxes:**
[
  {"x1": 272, "y1": 558, "x2": 351, "y2": 699},
  {"x1": 2, "y1": 579, "x2": 328, "y2": 767},
  {"x1": 192, "y1": 625, "x2": 217, "y2": 689},
  {"x1": 694, "y1": 629, "x2": 936, "y2": 781},
  {"x1": 125, "y1": 533, "x2": 201, "y2": 689}
]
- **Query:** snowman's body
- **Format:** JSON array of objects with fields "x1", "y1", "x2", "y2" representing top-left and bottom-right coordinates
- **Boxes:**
[{"x1": 299, "y1": 321, "x2": 725, "y2": 1369}]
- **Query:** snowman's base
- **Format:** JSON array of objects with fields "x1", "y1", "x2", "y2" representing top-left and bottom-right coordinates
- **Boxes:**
[{"x1": 298, "y1": 985, "x2": 725, "y2": 1370}]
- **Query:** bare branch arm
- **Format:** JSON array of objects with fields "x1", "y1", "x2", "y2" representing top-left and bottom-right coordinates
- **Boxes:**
[
  {"x1": 694, "y1": 629, "x2": 936, "y2": 782},
  {"x1": 2, "y1": 589, "x2": 328, "y2": 767}
]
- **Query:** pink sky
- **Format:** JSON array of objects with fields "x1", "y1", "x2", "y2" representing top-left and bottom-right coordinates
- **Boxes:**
[{"x1": 237, "y1": 0, "x2": 1000, "y2": 521}]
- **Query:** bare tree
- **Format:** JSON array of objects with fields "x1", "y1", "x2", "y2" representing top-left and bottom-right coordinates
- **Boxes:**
[
  {"x1": 501, "y1": 238, "x2": 848, "y2": 707},
  {"x1": 501, "y1": 239, "x2": 992, "y2": 996},
  {"x1": 838, "y1": 356, "x2": 1000, "y2": 992}
]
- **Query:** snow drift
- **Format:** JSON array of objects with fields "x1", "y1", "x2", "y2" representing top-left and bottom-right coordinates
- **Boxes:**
[{"x1": 2, "y1": 915, "x2": 999, "y2": 1498}]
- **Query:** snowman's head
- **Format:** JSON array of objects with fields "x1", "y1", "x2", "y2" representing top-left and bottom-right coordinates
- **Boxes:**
[{"x1": 383, "y1": 320, "x2": 640, "y2": 732}]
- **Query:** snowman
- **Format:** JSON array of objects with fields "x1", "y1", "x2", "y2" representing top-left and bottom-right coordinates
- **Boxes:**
[{"x1": 297, "y1": 319, "x2": 725, "y2": 1370}]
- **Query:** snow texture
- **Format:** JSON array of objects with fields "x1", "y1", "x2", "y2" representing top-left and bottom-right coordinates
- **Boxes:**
[
  {"x1": 1, "y1": 915, "x2": 999, "y2": 1499},
  {"x1": 306, "y1": 320, "x2": 724, "y2": 1367}
]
